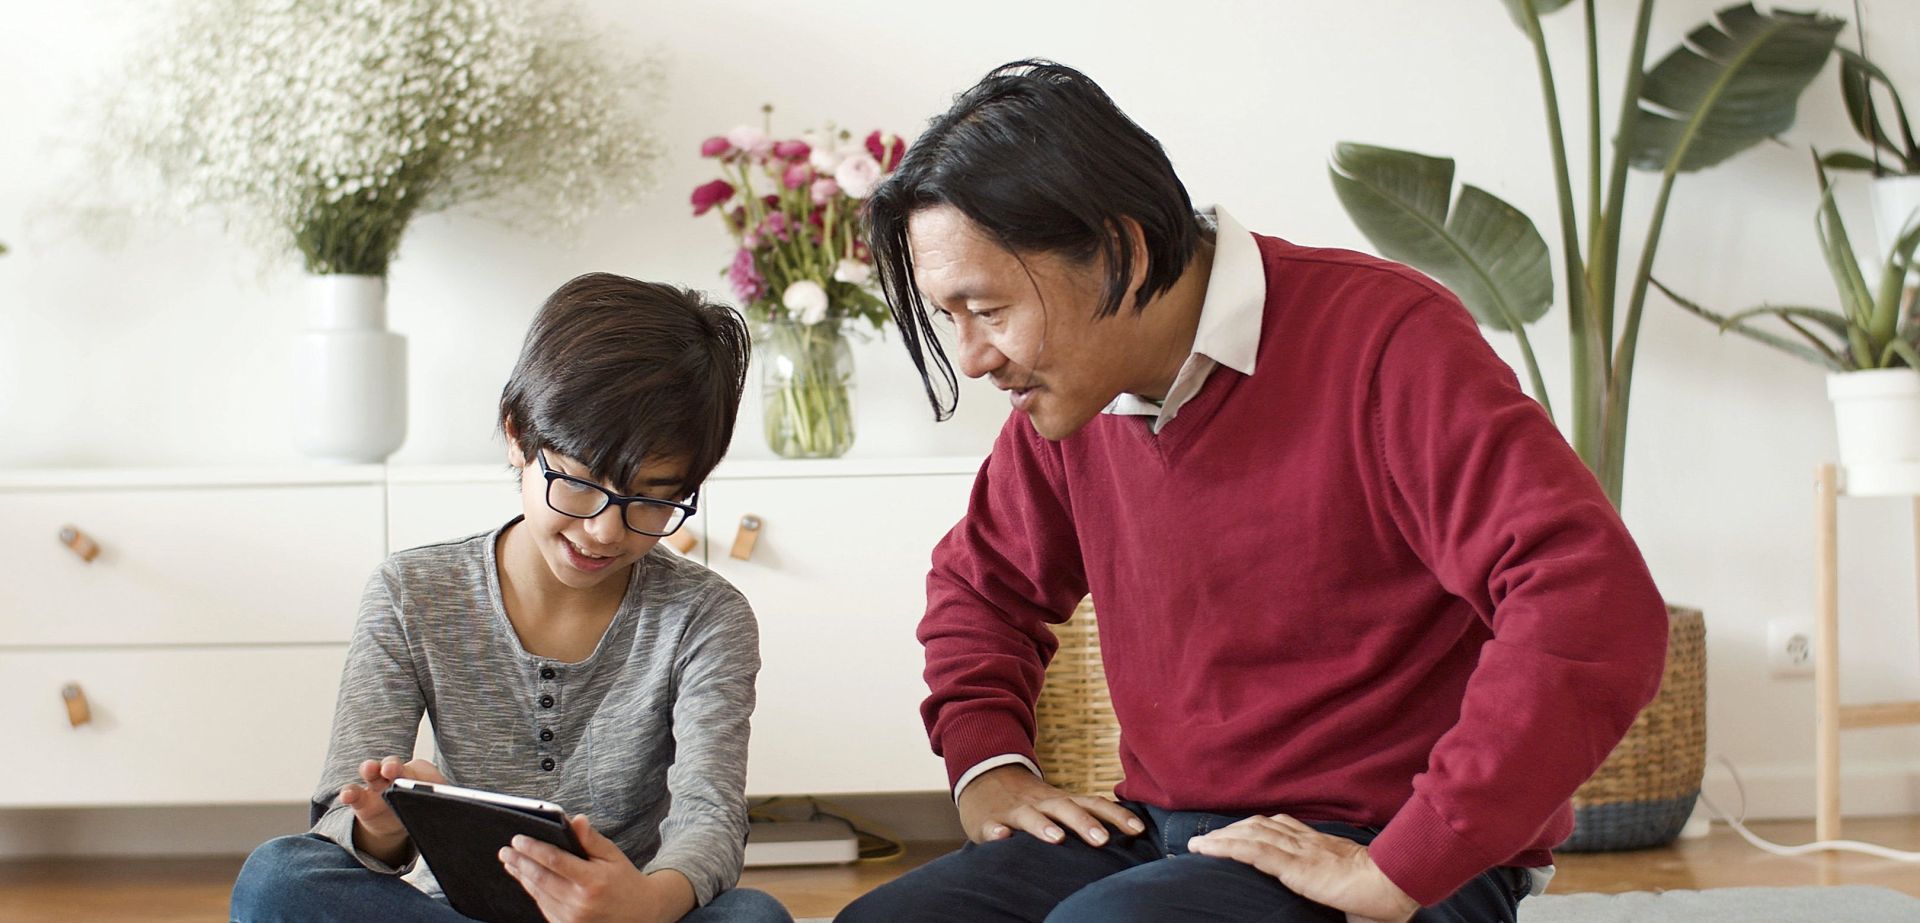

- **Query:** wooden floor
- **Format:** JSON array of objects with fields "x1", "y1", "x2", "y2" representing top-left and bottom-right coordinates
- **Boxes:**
[{"x1": 3, "y1": 818, "x2": 1916, "y2": 921}]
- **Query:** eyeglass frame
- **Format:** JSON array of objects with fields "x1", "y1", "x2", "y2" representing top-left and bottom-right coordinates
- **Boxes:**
[{"x1": 534, "y1": 449, "x2": 699, "y2": 537}]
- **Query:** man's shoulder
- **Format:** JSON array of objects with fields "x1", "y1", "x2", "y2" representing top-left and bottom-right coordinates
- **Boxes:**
[{"x1": 1252, "y1": 233, "x2": 1457, "y2": 307}]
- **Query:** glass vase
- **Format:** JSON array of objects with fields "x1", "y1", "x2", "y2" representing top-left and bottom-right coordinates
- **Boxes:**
[{"x1": 759, "y1": 318, "x2": 856, "y2": 458}]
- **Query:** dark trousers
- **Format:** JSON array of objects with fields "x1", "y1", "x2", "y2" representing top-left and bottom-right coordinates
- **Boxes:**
[{"x1": 835, "y1": 804, "x2": 1527, "y2": 923}]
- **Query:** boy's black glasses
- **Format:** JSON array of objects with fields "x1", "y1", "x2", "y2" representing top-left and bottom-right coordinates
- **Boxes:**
[{"x1": 536, "y1": 449, "x2": 697, "y2": 537}]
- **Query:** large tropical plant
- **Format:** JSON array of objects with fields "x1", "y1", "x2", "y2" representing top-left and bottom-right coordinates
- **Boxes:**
[{"x1": 1329, "y1": 2, "x2": 1843, "y2": 508}]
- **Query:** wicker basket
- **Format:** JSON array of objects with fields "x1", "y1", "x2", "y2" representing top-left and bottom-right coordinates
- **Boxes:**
[
  {"x1": 1034, "y1": 598, "x2": 1125, "y2": 798},
  {"x1": 1558, "y1": 606, "x2": 1708, "y2": 852}
]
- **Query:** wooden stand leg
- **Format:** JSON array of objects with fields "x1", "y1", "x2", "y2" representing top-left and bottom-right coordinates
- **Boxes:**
[{"x1": 1814, "y1": 464, "x2": 1842, "y2": 844}]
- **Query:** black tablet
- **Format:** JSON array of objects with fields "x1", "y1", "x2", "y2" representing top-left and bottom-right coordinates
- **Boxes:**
[{"x1": 384, "y1": 778, "x2": 587, "y2": 923}]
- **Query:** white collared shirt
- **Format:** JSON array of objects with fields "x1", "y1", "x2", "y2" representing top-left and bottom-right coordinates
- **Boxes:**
[{"x1": 1101, "y1": 205, "x2": 1266, "y2": 432}]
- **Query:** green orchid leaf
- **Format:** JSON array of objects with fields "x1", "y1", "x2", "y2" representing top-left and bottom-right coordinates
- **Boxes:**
[
  {"x1": 1812, "y1": 156, "x2": 1876, "y2": 329},
  {"x1": 1629, "y1": 3, "x2": 1844, "y2": 173},
  {"x1": 1715, "y1": 304, "x2": 1851, "y2": 337},
  {"x1": 1498, "y1": 0, "x2": 1576, "y2": 33},
  {"x1": 1329, "y1": 143, "x2": 1551, "y2": 332},
  {"x1": 1820, "y1": 151, "x2": 1886, "y2": 173},
  {"x1": 1839, "y1": 49, "x2": 1919, "y2": 170},
  {"x1": 1880, "y1": 338, "x2": 1920, "y2": 370},
  {"x1": 1654, "y1": 278, "x2": 1847, "y2": 370}
]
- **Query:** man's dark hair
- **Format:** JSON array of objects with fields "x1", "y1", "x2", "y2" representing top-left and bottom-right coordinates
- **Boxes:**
[
  {"x1": 865, "y1": 58, "x2": 1203, "y2": 419},
  {"x1": 499, "y1": 272, "x2": 750, "y2": 498}
]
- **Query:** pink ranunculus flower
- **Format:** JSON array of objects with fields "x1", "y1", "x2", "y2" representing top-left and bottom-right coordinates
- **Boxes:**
[
  {"x1": 835, "y1": 152, "x2": 883, "y2": 198},
  {"x1": 783, "y1": 162, "x2": 814, "y2": 190},
  {"x1": 727, "y1": 125, "x2": 772, "y2": 159},
  {"x1": 810, "y1": 177, "x2": 840, "y2": 205},
  {"x1": 773, "y1": 139, "x2": 811, "y2": 161},
  {"x1": 729, "y1": 248, "x2": 766, "y2": 303},
  {"x1": 699, "y1": 136, "x2": 732, "y2": 158},
  {"x1": 865, "y1": 131, "x2": 907, "y2": 171},
  {"x1": 767, "y1": 213, "x2": 795, "y2": 240},
  {"x1": 690, "y1": 179, "x2": 736, "y2": 216}
]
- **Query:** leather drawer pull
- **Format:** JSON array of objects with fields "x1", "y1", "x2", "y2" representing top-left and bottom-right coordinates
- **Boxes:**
[
  {"x1": 730, "y1": 515, "x2": 763, "y2": 561},
  {"x1": 665, "y1": 530, "x2": 698, "y2": 555},
  {"x1": 59, "y1": 526, "x2": 101, "y2": 563},
  {"x1": 62, "y1": 683, "x2": 92, "y2": 728}
]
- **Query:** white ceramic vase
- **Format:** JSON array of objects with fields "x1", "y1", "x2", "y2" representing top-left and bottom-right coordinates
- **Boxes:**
[
  {"x1": 1827, "y1": 368, "x2": 1920, "y2": 470},
  {"x1": 293, "y1": 274, "x2": 407, "y2": 463}
]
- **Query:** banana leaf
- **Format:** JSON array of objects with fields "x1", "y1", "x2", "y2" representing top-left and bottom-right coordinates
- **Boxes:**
[
  {"x1": 1328, "y1": 143, "x2": 1551, "y2": 333},
  {"x1": 1628, "y1": 4, "x2": 1844, "y2": 172}
]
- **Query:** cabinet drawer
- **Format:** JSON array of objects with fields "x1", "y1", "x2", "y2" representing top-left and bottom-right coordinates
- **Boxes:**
[
  {"x1": 0, "y1": 485, "x2": 385, "y2": 646},
  {"x1": 705, "y1": 472, "x2": 970, "y2": 795},
  {"x1": 1, "y1": 646, "x2": 345, "y2": 806}
]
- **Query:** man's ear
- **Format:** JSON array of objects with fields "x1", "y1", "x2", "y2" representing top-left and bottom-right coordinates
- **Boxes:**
[{"x1": 1111, "y1": 216, "x2": 1152, "y2": 312}]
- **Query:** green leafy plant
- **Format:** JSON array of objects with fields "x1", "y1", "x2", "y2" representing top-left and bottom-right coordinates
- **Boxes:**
[
  {"x1": 1821, "y1": 49, "x2": 1917, "y2": 178},
  {"x1": 1329, "y1": 2, "x2": 1843, "y2": 508},
  {"x1": 1659, "y1": 155, "x2": 1920, "y2": 371}
]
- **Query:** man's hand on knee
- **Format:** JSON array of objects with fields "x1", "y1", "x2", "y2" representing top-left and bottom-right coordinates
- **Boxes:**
[
  {"x1": 957, "y1": 765, "x2": 1145, "y2": 847},
  {"x1": 1186, "y1": 814, "x2": 1418, "y2": 923}
]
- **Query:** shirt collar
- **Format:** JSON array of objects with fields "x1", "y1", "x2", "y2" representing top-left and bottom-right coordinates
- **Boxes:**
[{"x1": 1190, "y1": 205, "x2": 1264, "y2": 376}]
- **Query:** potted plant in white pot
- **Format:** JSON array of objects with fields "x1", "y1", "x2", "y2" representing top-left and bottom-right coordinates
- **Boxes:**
[
  {"x1": 1660, "y1": 156, "x2": 1920, "y2": 477},
  {"x1": 1328, "y1": 1, "x2": 1844, "y2": 850},
  {"x1": 101, "y1": 0, "x2": 663, "y2": 463}
]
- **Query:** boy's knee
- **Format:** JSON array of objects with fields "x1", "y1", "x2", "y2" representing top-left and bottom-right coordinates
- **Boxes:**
[
  {"x1": 709, "y1": 887, "x2": 792, "y2": 923},
  {"x1": 230, "y1": 835, "x2": 341, "y2": 917}
]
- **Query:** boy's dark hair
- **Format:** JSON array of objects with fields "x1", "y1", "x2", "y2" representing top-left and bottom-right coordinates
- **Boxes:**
[
  {"x1": 865, "y1": 58, "x2": 1204, "y2": 420},
  {"x1": 499, "y1": 273, "x2": 750, "y2": 498}
]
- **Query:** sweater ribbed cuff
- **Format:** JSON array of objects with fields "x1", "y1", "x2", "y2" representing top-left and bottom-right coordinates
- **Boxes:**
[
  {"x1": 936, "y1": 711, "x2": 1038, "y2": 789},
  {"x1": 1366, "y1": 792, "x2": 1500, "y2": 907}
]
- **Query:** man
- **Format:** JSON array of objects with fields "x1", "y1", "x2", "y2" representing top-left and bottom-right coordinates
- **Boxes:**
[{"x1": 838, "y1": 60, "x2": 1667, "y2": 923}]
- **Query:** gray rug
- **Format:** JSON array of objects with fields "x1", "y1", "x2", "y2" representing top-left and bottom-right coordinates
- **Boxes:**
[
  {"x1": 798, "y1": 885, "x2": 1920, "y2": 922},
  {"x1": 1518, "y1": 886, "x2": 1919, "y2": 922}
]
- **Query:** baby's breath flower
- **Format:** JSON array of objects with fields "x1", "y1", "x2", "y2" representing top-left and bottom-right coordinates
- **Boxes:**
[{"x1": 101, "y1": 0, "x2": 664, "y2": 276}]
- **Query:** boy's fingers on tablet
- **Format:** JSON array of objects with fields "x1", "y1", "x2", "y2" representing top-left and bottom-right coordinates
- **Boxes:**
[
  {"x1": 402, "y1": 758, "x2": 446, "y2": 783},
  {"x1": 570, "y1": 815, "x2": 623, "y2": 861},
  {"x1": 501, "y1": 847, "x2": 567, "y2": 907},
  {"x1": 511, "y1": 834, "x2": 592, "y2": 879},
  {"x1": 379, "y1": 756, "x2": 408, "y2": 780}
]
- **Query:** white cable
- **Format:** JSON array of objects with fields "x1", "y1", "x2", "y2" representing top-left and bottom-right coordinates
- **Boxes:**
[{"x1": 1698, "y1": 755, "x2": 1920, "y2": 862}]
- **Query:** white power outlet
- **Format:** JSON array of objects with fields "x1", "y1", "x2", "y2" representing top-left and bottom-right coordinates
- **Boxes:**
[{"x1": 1767, "y1": 619, "x2": 1816, "y2": 678}]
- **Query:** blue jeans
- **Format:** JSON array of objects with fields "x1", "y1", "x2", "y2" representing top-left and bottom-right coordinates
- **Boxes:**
[
  {"x1": 835, "y1": 804, "x2": 1528, "y2": 923},
  {"x1": 231, "y1": 834, "x2": 792, "y2": 923}
]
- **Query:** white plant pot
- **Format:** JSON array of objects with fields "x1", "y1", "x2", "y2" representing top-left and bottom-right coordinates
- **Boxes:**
[
  {"x1": 1871, "y1": 175, "x2": 1920, "y2": 271},
  {"x1": 1827, "y1": 368, "x2": 1920, "y2": 469},
  {"x1": 293, "y1": 274, "x2": 407, "y2": 463}
]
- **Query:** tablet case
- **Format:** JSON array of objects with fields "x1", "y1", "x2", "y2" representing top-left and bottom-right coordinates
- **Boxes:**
[{"x1": 384, "y1": 784, "x2": 585, "y2": 923}]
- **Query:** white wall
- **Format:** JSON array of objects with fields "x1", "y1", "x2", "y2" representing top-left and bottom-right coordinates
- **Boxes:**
[{"x1": 2, "y1": 0, "x2": 1918, "y2": 823}]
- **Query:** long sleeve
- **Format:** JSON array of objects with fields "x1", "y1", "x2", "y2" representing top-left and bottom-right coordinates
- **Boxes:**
[
  {"x1": 646, "y1": 583, "x2": 760, "y2": 906},
  {"x1": 1362, "y1": 297, "x2": 1669, "y2": 905},
  {"x1": 308, "y1": 566, "x2": 428, "y2": 874},
  {"x1": 919, "y1": 416, "x2": 1089, "y2": 787}
]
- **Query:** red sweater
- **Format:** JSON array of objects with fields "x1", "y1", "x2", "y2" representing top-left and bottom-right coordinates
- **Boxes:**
[{"x1": 920, "y1": 235, "x2": 1669, "y2": 905}]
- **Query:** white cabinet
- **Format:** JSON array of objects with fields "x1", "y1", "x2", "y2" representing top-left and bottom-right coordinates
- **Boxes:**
[
  {"x1": 699, "y1": 463, "x2": 975, "y2": 795},
  {"x1": 0, "y1": 647, "x2": 347, "y2": 806},
  {"x1": 2, "y1": 458, "x2": 980, "y2": 807}
]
